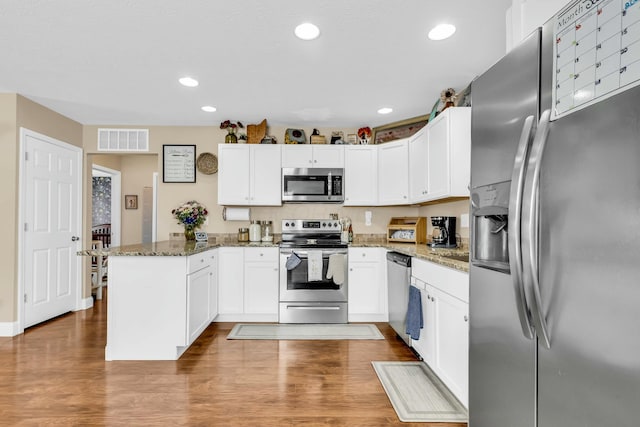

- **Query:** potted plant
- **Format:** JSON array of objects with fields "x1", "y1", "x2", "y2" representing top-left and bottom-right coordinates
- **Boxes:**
[
  {"x1": 172, "y1": 200, "x2": 208, "y2": 240},
  {"x1": 220, "y1": 120, "x2": 244, "y2": 143}
]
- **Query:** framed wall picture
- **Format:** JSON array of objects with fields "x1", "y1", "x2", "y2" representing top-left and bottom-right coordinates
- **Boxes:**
[
  {"x1": 371, "y1": 114, "x2": 430, "y2": 145},
  {"x1": 163, "y1": 145, "x2": 196, "y2": 183},
  {"x1": 125, "y1": 195, "x2": 138, "y2": 209}
]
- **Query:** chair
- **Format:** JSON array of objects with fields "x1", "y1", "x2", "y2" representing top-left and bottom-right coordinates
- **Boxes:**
[{"x1": 91, "y1": 240, "x2": 108, "y2": 300}]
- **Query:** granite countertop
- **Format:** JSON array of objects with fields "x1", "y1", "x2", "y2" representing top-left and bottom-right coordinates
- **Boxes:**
[
  {"x1": 350, "y1": 237, "x2": 469, "y2": 273},
  {"x1": 78, "y1": 237, "x2": 279, "y2": 257},
  {"x1": 79, "y1": 234, "x2": 469, "y2": 272}
]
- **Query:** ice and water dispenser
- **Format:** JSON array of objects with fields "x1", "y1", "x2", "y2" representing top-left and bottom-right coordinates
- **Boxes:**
[{"x1": 470, "y1": 181, "x2": 511, "y2": 273}]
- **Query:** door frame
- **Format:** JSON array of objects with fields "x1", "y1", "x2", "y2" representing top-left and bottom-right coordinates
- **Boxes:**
[
  {"x1": 91, "y1": 164, "x2": 122, "y2": 247},
  {"x1": 17, "y1": 128, "x2": 84, "y2": 334}
]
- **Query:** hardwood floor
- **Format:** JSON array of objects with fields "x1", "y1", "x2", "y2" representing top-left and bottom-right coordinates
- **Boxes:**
[{"x1": 0, "y1": 294, "x2": 466, "y2": 427}]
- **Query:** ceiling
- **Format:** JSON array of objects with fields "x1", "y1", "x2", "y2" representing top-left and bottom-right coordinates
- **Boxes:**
[{"x1": 0, "y1": 0, "x2": 512, "y2": 128}]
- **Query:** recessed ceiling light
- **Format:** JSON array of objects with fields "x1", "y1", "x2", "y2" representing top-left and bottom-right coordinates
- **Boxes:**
[
  {"x1": 428, "y1": 24, "x2": 456, "y2": 41},
  {"x1": 377, "y1": 107, "x2": 393, "y2": 115},
  {"x1": 201, "y1": 106, "x2": 217, "y2": 112},
  {"x1": 295, "y1": 23, "x2": 320, "y2": 40},
  {"x1": 179, "y1": 77, "x2": 199, "y2": 87}
]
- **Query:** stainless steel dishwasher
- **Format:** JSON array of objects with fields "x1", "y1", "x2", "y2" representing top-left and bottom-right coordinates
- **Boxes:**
[{"x1": 386, "y1": 251, "x2": 412, "y2": 346}]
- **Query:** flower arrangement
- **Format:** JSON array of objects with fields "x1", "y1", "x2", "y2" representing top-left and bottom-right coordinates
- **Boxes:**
[
  {"x1": 357, "y1": 127, "x2": 372, "y2": 144},
  {"x1": 220, "y1": 120, "x2": 244, "y2": 135},
  {"x1": 172, "y1": 200, "x2": 208, "y2": 239}
]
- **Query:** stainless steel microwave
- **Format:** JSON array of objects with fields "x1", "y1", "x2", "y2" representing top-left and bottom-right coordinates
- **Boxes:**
[{"x1": 281, "y1": 168, "x2": 344, "y2": 203}]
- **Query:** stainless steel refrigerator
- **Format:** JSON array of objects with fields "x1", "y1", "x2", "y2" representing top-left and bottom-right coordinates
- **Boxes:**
[{"x1": 469, "y1": 1, "x2": 640, "y2": 426}]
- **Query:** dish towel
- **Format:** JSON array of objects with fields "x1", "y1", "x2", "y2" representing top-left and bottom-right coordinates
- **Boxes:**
[
  {"x1": 326, "y1": 254, "x2": 346, "y2": 285},
  {"x1": 307, "y1": 250, "x2": 323, "y2": 282},
  {"x1": 406, "y1": 285, "x2": 424, "y2": 340}
]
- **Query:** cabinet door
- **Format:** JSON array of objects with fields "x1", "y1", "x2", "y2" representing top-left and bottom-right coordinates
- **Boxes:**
[
  {"x1": 244, "y1": 262, "x2": 279, "y2": 314},
  {"x1": 250, "y1": 145, "x2": 282, "y2": 206},
  {"x1": 344, "y1": 146, "x2": 378, "y2": 206},
  {"x1": 218, "y1": 145, "x2": 251, "y2": 205},
  {"x1": 434, "y1": 287, "x2": 469, "y2": 407},
  {"x1": 282, "y1": 145, "x2": 313, "y2": 167},
  {"x1": 409, "y1": 128, "x2": 429, "y2": 203},
  {"x1": 208, "y1": 250, "x2": 218, "y2": 321},
  {"x1": 422, "y1": 283, "x2": 439, "y2": 369},
  {"x1": 217, "y1": 247, "x2": 244, "y2": 314},
  {"x1": 427, "y1": 113, "x2": 450, "y2": 199},
  {"x1": 348, "y1": 248, "x2": 386, "y2": 321},
  {"x1": 378, "y1": 138, "x2": 409, "y2": 205},
  {"x1": 187, "y1": 265, "x2": 211, "y2": 345},
  {"x1": 312, "y1": 145, "x2": 344, "y2": 168}
]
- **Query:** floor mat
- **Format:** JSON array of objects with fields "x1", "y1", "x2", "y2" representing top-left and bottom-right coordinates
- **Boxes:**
[
  {"x1": 227, "y1": 323, "x2": 385, "y2": 340},
  {"x1": 372, "y1": 361, "x2": 468, "y2": 423}
]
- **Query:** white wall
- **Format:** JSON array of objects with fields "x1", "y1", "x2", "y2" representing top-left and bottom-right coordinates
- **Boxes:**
[{"x1": 506, "y1": 0, "x2": 567, "y2": 51}]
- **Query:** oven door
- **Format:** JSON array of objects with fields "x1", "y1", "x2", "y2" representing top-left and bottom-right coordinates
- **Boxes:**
[{"x1": 279, "y1": 248, "x2": 348, "y2": 302}]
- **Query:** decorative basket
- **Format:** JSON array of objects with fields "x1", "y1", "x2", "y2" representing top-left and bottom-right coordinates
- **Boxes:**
[
  {"x1": 310, "y1": 135, "x2": 326, "y2": 144},
  {"x1": 196, "y1": 152, "x2": 218, "y2": 174}
]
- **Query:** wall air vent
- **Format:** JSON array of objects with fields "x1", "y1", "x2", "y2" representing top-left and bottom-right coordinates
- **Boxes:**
[{"x1": 97, "y1": 128, "x2": 149, "y2": 152}]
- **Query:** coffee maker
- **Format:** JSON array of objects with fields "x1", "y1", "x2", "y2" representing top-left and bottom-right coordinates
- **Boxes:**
[{"x1": 428, "y1": 216, "x2": 457, "y2": 248}]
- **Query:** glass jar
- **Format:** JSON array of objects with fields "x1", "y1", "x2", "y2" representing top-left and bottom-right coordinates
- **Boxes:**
[
  {"x1": 249, "y1": 220, "x2": 262, "y2": 242},
  {"x1": 238, "y1": 228, "x2": 249, "y2": 242},
  {"x1": 261, "y1": 220, "x2": 273, "y2": 242}
]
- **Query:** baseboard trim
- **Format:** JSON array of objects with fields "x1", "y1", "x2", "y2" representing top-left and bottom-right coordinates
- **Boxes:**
[
  {"x1": 76, "y1": 297, "x2": 94, "y2": 311},
  {"x1": 0, "y1": 320, "x2": 22, "y2": 337}
]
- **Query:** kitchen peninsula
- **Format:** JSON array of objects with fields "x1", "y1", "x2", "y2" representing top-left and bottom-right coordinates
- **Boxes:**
[{"x1": 81, "y1": 239, "x2": 278, "y2": 360}]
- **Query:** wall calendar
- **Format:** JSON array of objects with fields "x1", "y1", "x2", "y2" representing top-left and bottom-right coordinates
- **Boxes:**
[{"x1": 552, "y1": 0, "x2": 640, "y2": 119}]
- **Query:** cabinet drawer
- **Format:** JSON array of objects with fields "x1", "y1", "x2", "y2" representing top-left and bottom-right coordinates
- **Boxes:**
[
  {"x1": 348, "y1": 247, "x2": 380, "y2": 262},
  {"x1": 244, "y1": 247, "x2": 278, "y2": 263},
  {"x1": 412, "y1": 258, "x2": 469, "y2": 303},
  {"x1": 187, "y1": 250, "x2": 213, "y2": 274}
]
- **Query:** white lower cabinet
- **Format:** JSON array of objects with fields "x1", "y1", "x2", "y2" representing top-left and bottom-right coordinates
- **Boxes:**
[
  {"x1": 105, "y1": 249, "x2": 218, "y2": 361},
  {"x1": 411, "y1": 257, "x2": 469, "y2": 408},
  {"x1": 348, "y1": 247, "x2": 387, "y2": 322},
  {"x1": 186, "y1": 263, "x2": 211, "y2": 345},
  {"x1": 244, "y1": 248, "x2": 279, "y2": 315},
  {"x1": 217, "y1": 246, "x2": 279, "y2": 321}
]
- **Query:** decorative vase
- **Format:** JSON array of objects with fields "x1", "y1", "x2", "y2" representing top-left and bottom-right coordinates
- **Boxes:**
[
  {"x1": 225, "y1": 132, "x2": 237, "y2": 144},
  {"x1": 184, "y1": 228, "x2": 196, "y2": 241}
]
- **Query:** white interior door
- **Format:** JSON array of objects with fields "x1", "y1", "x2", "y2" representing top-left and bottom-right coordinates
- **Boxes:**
[{"x1": 22, "y1": 130, "x2": 81, "y2": 328}]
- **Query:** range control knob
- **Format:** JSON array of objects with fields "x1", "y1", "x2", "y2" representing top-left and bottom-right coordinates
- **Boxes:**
[
  {"x1": 322, "y1": 222, "x2": 326, "y2": 227},
  {"x1": 285, "y1": 222, "x2": 290, "y2": 227}
]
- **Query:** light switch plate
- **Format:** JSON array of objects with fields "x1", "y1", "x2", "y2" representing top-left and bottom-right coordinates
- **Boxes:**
[
  {"x1": 365, "y1": 210, "x2": 372, "y2": 226},
  {"x1": 460, "y1": 213, "x2": 469, "y2": 228}
]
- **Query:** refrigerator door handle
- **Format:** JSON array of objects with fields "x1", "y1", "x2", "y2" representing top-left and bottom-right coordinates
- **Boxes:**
[
  {"x1": 508, "y1": 115, "x2": 536, "y2": 340},
  {"x1": 522, "y1": 109, "x2": 552, "y2": 349}
]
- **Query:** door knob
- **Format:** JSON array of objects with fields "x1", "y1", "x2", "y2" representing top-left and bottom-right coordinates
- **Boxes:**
[{"x1": 71, "y1": 236, "x2": 80, "y2": 242}]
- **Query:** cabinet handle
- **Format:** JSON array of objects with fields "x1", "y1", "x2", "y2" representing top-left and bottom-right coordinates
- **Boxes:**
[
  {"x1": 403, "y1": 195, "x2": 407, "y2": 199},
  {"x1": 350, "y1": 268, "x2": 353, "y2": 271},
  {"x1": 464, "y1": 315, "x2": 469, "y2": 322},
  {"x1": 314, "y1": 160, "x2": 317, "y2": 163},
  {"x1": 260, "y1": 253, "x2": 264, "y2": 256},
  {"x1": 200, "y1": 259, "x2": 204, "y2": 263},
  {"x1": 362, "y1": 253, "x2": 366, "y2": 257}
]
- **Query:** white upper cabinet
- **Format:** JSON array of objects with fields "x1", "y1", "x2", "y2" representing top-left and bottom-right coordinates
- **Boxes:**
[
  {"x1": 344, "y1": 145, "x2": 378, "y2": 206},
  {"x1": 218, "y1": 145, "x2": 282, "y2": 206},
  {"x1": 378, "y1": 138, "x2": 409, "y2": 205},
  {"x1": 282, "y1": 145, "x2": 344, "y2": 168},
  {"x1": 408, "y1": 127, "x2": 429, "y2": 203},
  {"x1": 425, "y1": 107, "x2": 471, "y2": 201}
]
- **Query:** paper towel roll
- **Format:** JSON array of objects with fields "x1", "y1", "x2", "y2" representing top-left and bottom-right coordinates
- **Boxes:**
[{"x1": 223, "y1": 207, "x2": 250, "y2": 221}]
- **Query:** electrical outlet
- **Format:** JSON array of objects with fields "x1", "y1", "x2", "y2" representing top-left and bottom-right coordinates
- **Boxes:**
[
  {"x1": 365, "y1": 210, "x2": 372, "y2": 226},
  {"x1": 460, "y1": 213, "x2": 469, "y2": 228}
]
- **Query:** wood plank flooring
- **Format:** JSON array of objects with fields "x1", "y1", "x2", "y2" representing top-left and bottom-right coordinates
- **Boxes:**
[{"x1": 0, "y1": 294, "x2": 466, "y2": 426}]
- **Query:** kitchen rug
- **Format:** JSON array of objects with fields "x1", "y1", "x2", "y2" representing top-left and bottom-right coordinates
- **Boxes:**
[
  {"x1": 227, "y1": 323, "x2": 384, "y2": 340},
  {"x1": 372, "y1": 361, "x2": 468, "y2": 423}
]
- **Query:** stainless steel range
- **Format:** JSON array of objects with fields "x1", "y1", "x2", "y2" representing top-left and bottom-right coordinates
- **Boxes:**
[{"x1": 279, "y1": 219, "x2": 348, "y2": 323}]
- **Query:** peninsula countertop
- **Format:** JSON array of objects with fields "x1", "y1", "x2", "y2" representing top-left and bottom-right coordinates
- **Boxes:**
[{"x1": 79, "y1": 235, "x2": 469, "y2": 272}]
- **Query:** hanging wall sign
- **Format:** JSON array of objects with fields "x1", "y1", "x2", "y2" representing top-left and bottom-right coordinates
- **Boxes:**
[{"x1": 163, "y1": 145, "x2": 196, "y2": 183}]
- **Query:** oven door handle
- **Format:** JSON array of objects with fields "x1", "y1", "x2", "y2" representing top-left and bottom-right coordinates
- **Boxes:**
[
  {"x1": 285, "y1": 305, "x2": 342, "y2": 311},
  {"x1": 280, "y1": 249, "x2": 348, "y2": 257}
]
